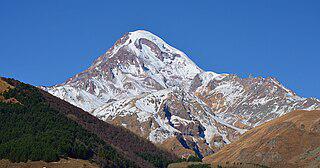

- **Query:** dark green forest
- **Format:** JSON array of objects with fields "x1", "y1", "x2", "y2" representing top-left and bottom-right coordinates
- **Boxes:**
[
  {"x1": 0, "y1": 81, "x2": 135, "y2": 167},
  {"x1": 0, "y1": 78, "x2": 179, "y2": 168}
]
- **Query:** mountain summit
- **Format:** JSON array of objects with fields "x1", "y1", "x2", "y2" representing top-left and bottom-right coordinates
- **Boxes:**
[
  {"x1": 43, "y1": 30, "x2": 320, "y2": 158},
  {"x1": 48, "y1": 30, "x2": 205, "y2": 112}
]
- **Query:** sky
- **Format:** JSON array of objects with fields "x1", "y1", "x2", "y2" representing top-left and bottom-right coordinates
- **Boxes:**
[{"x1": 0, "y1": 0, "x2": 319, "y2": 98}]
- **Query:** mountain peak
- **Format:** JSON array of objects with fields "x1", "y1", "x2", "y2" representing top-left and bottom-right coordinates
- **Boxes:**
[
  {"x1": 128, "y1": 29, "x2": 160, "y2": 39},
  {"x1": 49, "y1": 30, "x2": 203, "y2": 111},
  {"x1": 44, "y1": 31, "x2": 320, "y2": 158},
  {"x1": 127, "y1": 30, "x2": 172, "y2": 50},
  {"x1": 90, "y1": 29, "x2": 202, "y2": 73},
  {"x1": 87, "y1": 29, "x2": 203, "y2": 83}
]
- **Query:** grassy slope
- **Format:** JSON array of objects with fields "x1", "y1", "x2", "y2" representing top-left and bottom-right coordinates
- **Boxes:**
[{"x1": 203, "y1": 110, "x2": 320, "y2": 168}]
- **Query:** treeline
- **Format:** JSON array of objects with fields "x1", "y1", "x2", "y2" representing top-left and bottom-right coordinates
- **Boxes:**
[
  {"x1": 178, "y1": 155, "x2": 202, "y2": 162},
  {"x1": 0, "y1": 81, "x2": 135, "y2": 167}
]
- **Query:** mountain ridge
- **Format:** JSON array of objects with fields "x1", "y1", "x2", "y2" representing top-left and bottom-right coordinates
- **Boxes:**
[{"x1": 43, "y1": 30, "x2": 320, "y2": 158}]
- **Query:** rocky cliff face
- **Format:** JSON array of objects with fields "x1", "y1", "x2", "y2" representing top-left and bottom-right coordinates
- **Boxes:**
[{"x1": 43, "y1": 30, "x2": 319, "y2": 158}]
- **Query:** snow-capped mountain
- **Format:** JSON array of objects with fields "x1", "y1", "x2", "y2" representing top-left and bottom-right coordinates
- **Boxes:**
[
  {"x1": 47, "y1": 30, "x2": 202, "y2": 112},
  {"x1": 43, "y1": 30, "x2": 320, "y2": 158}
]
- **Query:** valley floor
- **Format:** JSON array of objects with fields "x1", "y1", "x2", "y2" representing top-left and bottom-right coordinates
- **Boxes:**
[
  {"x1": 168, "y1": 162, "x2": 269, "y2": 168},
  {"x1": 0, "y1": 158, "x2": 99, "y2": 168}
]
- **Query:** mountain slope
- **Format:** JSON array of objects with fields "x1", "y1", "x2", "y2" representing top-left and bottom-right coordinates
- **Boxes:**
[
  {"x1": 0, "y1": 77, "x2": 177, "y2": 168},
  {"x1": 192, "y1": 73, "x2": 320, "y2": 128},
  {"x1": 43, "y1": 30, "x2": 320, "y2": 157},
  {"x1": 92, "y1": 87, "x2": 245, "y2": 157},
  {"x1": 203, "y1": 110, "x2": 320, "y2": 168},
  {"x1": 44, "y1": 30, "x2": 202, "y2": 112}
]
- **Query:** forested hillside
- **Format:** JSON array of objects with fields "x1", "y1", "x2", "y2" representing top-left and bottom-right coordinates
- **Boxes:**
[{"x1": 0, "y1": 77, "x2": 177, "y2": 168}]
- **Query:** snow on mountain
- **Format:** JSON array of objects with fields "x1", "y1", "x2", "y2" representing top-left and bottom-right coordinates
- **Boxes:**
[
  {"x1": 43, "y1": 30, "x2": 320, "y2": 158},
  {"x1": 45, "y1": 30, "x2": 202, "y2": 112},
  {"x1": 192, "y1": 74, "x2": 320, "y2": 129},
  {"x1": 92, "y1": 87, "x2": 244, "y2": 156}
]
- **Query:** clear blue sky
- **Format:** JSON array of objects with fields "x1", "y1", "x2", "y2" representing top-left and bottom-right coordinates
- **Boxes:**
[{"x1": 0, "y1": 0, "x2": 319, "y2": 98}]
